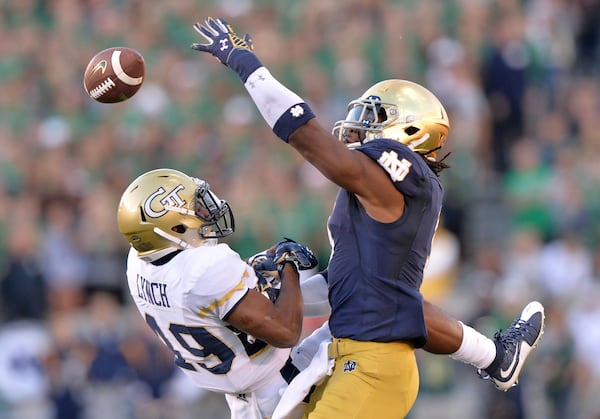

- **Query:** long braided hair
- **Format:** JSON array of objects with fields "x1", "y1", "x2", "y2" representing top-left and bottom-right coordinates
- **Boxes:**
[{"x1": 420, "y1": 148, "x2": 451, "y2": 177}]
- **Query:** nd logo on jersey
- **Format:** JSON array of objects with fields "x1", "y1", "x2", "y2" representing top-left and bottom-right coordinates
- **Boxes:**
[
  {"x1": 378, "y1": 151, "x2": 412, "y2": 182},
  {"x1": 144, "y1": 185, "x2": 186, "y2": 218}
]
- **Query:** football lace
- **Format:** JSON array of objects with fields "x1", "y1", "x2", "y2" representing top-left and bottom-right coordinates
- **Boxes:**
[{"x1": 90, "y1": 78, "x2": 116, "y2": 99}]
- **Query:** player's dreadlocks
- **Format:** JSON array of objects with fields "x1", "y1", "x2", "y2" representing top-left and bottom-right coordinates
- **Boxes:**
[{"x1": 421, "y1": 150, "x2": 451, "y2": 177}]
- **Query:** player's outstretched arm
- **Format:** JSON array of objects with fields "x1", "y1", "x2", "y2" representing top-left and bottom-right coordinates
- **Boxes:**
[
  {"x1": 190, "y1": 17, "x2": 395, "y2": 207},
  {"x1": 191, "y1": 17, "x2": 314, "y2": 141}
]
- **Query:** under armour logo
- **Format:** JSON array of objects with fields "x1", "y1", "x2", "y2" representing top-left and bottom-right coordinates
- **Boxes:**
[
  {"x1": 343, "y1": 360, "x2": 357, "y2": 373},
  {"x1": 247, "y1": 74, "x2": 266, "y2": 89},
  {"x1": 290, "y1": 105, "x2": 304, "y2": 118},
  {"x1": 219, "y1": 39, "x2": 230, "y2": 51}
]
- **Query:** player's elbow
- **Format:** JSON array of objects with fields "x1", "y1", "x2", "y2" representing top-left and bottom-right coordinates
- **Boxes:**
[
  {"x1": 240, "y1": 312, "x2": 302, "y2": 348},
  {"x1": 269, "y1": 327, "x2": 302, "y2": 348},
  {"x1": 263, "y1": 315, "x2": 303, "y2": 348}
]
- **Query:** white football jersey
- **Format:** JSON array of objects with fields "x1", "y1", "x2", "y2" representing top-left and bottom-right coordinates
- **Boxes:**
[{"x1": 126, "y1": 242, "x2": 291, "y2": 395}]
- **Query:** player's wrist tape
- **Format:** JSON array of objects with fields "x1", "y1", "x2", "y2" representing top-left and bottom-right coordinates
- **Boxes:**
[
  {"x1": 244, "y1": 67, "x2": 315, "y2": 142},
  {"x1": 228, "y1": 50, "x2": 263, "y2": 83}
]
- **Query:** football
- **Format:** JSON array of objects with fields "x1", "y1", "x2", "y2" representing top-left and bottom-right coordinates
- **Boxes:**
[{"x1": 83, "y1": 47, "x2": 145, "y2": 103}]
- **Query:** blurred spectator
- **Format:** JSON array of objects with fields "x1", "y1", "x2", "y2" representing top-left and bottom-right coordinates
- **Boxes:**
[
  {"x1": 421, "y1": 222, "x2": 461, "y2": 307},
  {"x1": 501, "y1": 227, "x2": 545, "y2": 302},
  {"x1": 0, "y1": 320, "x2": 52, "y2": 419},
  {"x1": 43, "y1": 313, "x2": 89, "y2": 419},
  {"x1": 502, "y1": 138, "x2": 555, "y2": 241},
  {"x1": 120, "y1": 314, "x2": 184, "y2": 419},
  {"x1": 1, "y1": 214, "x2": 47, "y2": 322},
  {"x1": 566, "y1": 282, "x2": 600, "y2": 418},
  {"x1": 481, "y1": 9, "x2": 530, "y2": 174},
  {"x1": 537, "y1": 301, "x2": 576, "y2": 419},
  {"x1": 39, "y1": 199, "x2": 87, "y2": 313},
  {"x1": 537, "y1": 232, "x2": 595, "y2": 303},
  {"x1": 572, "y1": 0, "x2": 600, "y2": 76},
  {"x1": 77, "y1": 183, "x2": 129, "y2": 299},
  {"x1": 425, "y1": 36, "x2": 492, "y2": 250}
]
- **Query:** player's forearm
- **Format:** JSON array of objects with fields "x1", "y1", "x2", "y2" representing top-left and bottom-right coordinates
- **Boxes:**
[
  {"x1": 269, "y1": 263, "x2": 304, "y2": 347},
  {"x1": 242, "y1": 67, "x2": 315, "y2": 142},
  {"x1": 289, "y1": 120, "x2": 365, "y2": 184}
]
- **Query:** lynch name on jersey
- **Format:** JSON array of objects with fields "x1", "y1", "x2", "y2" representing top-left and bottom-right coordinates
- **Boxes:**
[{"x1": 136, "y1": 274, "x2": 171, "y2": 308}]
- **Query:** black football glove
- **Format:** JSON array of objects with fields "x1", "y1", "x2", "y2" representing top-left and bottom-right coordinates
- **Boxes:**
[
  {"x1": 254, "y1": 270, "x2": 280, "y2": 303},
  {"x1": 191, "y1": 17, "x2": 262, "y2": 82},
  {"x1": 248, "y1": 251, "x2": 280, "y2": 285},
  {"x1": 274, "y1": 238, "x2": 319, "y2": 274},
  {"x1": 249, "y1": 250, "x2": 280, "y2": 303}
]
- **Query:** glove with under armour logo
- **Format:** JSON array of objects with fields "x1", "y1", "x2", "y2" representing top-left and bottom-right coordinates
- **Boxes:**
[
  {"x1": 191, "y1": 17, "x2": 262, "y2": 82},
  {"x1": 274, "y1": 238, "x2": 319, "y2": 275}
]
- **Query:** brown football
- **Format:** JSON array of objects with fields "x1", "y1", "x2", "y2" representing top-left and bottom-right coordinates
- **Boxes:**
[{"x1": 83, "y1": 47, "x2": 145, "y2": 103}]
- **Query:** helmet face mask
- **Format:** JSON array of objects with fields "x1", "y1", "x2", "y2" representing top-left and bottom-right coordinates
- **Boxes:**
[
  {"x1": 332, "y1": 80, "x2": 450, "y2": 160},
  {"x1": 190, "y1": 178, "x2": 234, "y2": 238},
  {"x1": 333, "y1": 95, "x2": 400, "y2": 148},
  {"x1": 118, "y1": 169, "x2": 235, "y2": 261}
]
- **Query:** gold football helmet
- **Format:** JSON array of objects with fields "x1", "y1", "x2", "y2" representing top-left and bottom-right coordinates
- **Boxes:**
[
  {"x1": 117, "y1": 168, "x2": 234, "y2": 261},
  {"x1": 332, "y1": 79, "x2": 450, "y2": 160}
]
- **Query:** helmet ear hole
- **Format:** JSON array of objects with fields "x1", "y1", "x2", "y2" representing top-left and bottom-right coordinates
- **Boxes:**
[
  {"x1": 404, "y1": 126, "x2": 420, "y2": 136},
  {"x1": 172, "y1": 224, "x2": 187, "y2": 234}
]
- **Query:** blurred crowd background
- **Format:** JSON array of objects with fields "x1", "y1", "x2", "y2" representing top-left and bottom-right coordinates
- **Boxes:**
[{"x1": 1, "y1": 0, "x2": 600, "y2": 418}]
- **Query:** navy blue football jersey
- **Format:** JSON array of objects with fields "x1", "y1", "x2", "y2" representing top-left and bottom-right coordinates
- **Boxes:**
[{"x1": 326, "y1": 139, "x2": 444, "y2": 347}]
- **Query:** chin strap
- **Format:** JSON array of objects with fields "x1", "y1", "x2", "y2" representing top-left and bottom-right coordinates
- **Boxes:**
[{"x1": 153, "y1": 227, "x2": 193, "y2": 250}]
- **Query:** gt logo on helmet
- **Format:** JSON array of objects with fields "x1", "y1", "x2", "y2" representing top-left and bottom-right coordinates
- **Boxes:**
[{"x1": 144, "y1": 185, "x2": 186, "y2": 218}]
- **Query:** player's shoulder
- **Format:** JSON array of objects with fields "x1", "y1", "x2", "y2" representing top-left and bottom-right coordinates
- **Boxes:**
[
  {"x1": 182, "y1": 243, "x2": 254, "y2": 304},
  {"x1": 174, "y1": 242, "x2": 240, "y2": 273},
  {"x1": 181, "y1": 242, "x2": 238, "y2": 260},
  {"x1": 357, "y1": 139, "x2": 431, "y2": 182},
  {"x1": 358, "y1": 139, "x2": 423, "y2": 164}
]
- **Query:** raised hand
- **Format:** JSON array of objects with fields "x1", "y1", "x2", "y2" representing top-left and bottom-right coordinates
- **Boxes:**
[{"x1": 191, "y1": 17, "x2": 262, "y2": 82}]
